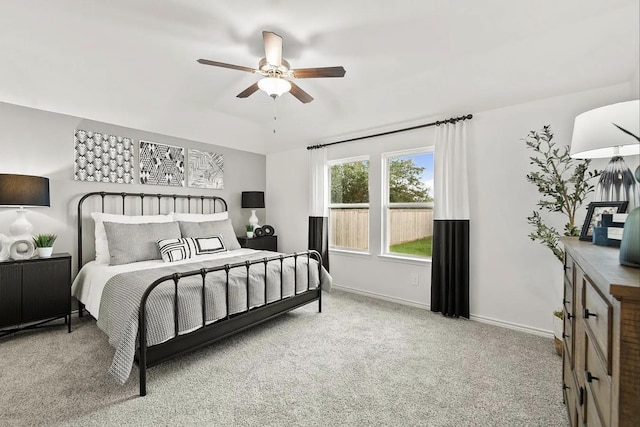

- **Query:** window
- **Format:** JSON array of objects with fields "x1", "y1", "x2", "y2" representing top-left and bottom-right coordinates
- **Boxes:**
[
  {"x1": 328, "y1": 157, "x2": 369, "y2": 251},
  {"x1": 383, "y1": 149, "x2": 434, "y2": 258}
]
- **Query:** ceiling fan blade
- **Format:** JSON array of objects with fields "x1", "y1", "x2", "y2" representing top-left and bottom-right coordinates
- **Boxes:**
[
  {"x1": 236, "y1": 82, "x2": 260, "y2": 98},
  {"x1": 289, "y1": 82, "x2": 314, "y2": 103},
  {"x1": 197, "y1": 59, "x2": 257, "y2": 74},
  {"x1": 263, "y1": 31, "x2": 283, "y2": 67},
  {"x1": 292, "y1": 66, "x2": 346, "y2": 78}
]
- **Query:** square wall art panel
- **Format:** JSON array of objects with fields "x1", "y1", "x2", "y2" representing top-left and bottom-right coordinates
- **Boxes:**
[
  {"x1": 74, "y1": 129, "x2": 134, "y2": 183},
  {"x1": 139, "y1": 140, "x2": 185, "y2": 187},
  {"x1": 188, "y1": 149, "x2": 224, "y2": 189}
]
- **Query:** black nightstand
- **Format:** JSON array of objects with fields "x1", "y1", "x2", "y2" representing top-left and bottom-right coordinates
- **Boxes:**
[
  {"x1": 237, "y1": 235, "x2": 278, "y2": 252},
  {"x1": 0, "y1": 252, "x2": 72, "y2": 337}
]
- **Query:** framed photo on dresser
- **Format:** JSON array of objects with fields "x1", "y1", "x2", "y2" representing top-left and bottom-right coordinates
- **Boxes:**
[{"x1": 579, "y1": 201, "x2": 628, "y2": 241}]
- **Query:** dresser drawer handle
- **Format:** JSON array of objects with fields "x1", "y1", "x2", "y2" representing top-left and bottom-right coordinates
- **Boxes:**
[
  {"x1": 583, "y1": 308, "x2": 597, "y2": 319},
  {"x1": 562, "y1": 332, "x2": 570, "y2": 339},
  {"x1": 579, "y1": 387, "x2": 584, "y2": 406},
  {"x1": 567, "y1": 313, "x2": 574, "y2": 319},
  {"x1": 586, "y1": 371, "x2": 599, "y2": 383}
]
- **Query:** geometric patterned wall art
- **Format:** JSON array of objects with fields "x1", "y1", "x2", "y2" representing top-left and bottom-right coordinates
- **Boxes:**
[
  {"x1": 139, "y1": 140, "x2": 185, "y2": 186},
  {"x1": 187, "y1": 149, "x2": 224, "y2": 189},
  {"x1": 74, "y1": 129, "x2": 134, "y2": 184}
]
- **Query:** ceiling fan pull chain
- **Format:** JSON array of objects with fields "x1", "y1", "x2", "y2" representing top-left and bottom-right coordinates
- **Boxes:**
[{"x1": 273, "y1": 97, "x2": 278, "y2": 134}]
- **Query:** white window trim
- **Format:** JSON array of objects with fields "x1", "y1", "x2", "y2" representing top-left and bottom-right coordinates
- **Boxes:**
[
  {"x1": 377, "y1": 253, "x2": 432, "y2": 265},
  {"x1": 327, "y1": 155, "x2": 369, "y2": 167},
  {"x1": 328, "y1": 156, "x2": 371, "y2": 253},
  {"x1": 381, "y1": 147, "x2": 434, "y2": 260}
]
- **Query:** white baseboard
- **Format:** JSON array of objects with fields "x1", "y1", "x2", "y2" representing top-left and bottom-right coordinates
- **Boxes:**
[
  {"x1": 332, "y1": 283, "x2": 430, "y2": 310},
  {"x1": 469, "y1": 314, "x2": 553, "y2": 338},
  {"x1": 332, "y1": 283, "x2": 553, "y2": 338}
]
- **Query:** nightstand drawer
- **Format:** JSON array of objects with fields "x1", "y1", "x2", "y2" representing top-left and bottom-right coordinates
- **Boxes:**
[
  {"x1": 0, "y1": 253, "x2": 72, "y2": 334},
  {"x1": 21, "y1": 257, "x2": 71, "y2": 322},
  {"x1": 238, "y1": 235, "x2": 277, "y2": 252},
  {"x1": 0, "y1": 264, "x2": 22, "y2": 326}
]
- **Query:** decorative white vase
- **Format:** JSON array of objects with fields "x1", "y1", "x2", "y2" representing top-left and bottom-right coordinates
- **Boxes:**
[
  {"x1": 37, "y1": 247, "x2": 54, "y2": 258},
  {"x1": 246, "y1": 231, "x2": 254, "y2": 239},
  {"x1": 552, "y1": 314, "x2": 564, "y2": 356},
  {"x1": 552, "y1": 314, "x2": 563, "y2": 339},
  {"x1": 9, "y1": 238, "x2": 35, "y2": 260}
]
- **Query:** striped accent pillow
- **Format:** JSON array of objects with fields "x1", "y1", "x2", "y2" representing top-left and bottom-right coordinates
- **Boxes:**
[
  {"x1": 157, "y1": 238, "x2": 196, "y2": 262},
  {"x1": 157, "y1": 235, "x2": 227, "y2": 262}
]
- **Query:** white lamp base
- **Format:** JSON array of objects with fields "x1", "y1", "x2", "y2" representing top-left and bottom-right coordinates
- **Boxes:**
[
  {"x1": 248, "y1": 209, "x2": 260, "y2": 229},
  {"x1": 9, "y1": 208, "x2": 33, "y2": 237}
]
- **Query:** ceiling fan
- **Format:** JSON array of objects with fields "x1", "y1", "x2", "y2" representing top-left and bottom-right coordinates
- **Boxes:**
[{"x1": 197, "y1": 31, "x2": 346, "y2": 104}]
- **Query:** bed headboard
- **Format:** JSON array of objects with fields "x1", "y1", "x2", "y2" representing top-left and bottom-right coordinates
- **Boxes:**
[{"x1": 77, "y1": 191, "x2": 228, "y2": 268}]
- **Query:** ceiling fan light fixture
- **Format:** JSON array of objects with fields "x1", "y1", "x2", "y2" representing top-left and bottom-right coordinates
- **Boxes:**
[{"x1": 258, "y1": 77, "x2": 291, "y2": 98}]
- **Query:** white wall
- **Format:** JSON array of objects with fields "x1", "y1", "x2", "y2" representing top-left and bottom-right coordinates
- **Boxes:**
[
  {"x1": 265, "y1": 148, "x2": 309, "y2": 253},
  {"x1": 0, "y1": 101, "x2": 266, "y2": 274},
  {"x1": 266, "y1": 82, "x2": 639, "y2": 335},
  {"x1": 631, "y1": 63, "x2": 640, "y2": 98}
]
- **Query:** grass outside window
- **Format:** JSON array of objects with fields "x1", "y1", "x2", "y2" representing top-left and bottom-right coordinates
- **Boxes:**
[{"x1": 389, "y1": 236, "x2": 432, "y2": 257}]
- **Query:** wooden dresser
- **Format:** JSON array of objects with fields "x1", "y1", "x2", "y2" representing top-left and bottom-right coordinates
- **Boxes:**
[{"x1": 562, "y1": 238, "x2": 640, "y2": 427}]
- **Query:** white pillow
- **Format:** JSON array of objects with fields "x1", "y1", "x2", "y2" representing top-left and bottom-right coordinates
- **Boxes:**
[
  {"x1": 171, "y1": 211, "x2": 228, "y2": 222},
  {"x1": 92, "y1": 212, "x2": 173, "y2": 264}
]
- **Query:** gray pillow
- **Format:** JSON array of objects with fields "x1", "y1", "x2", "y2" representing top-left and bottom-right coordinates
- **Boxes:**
[
  {"x1": 103, "y1": 221, "x2": 181, "y2": 265},
  {"x1": 178, "y1": 219, "x2": 241, "y2": 250}
]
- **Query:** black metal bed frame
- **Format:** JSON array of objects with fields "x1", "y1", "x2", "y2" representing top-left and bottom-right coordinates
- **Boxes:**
[{"x1": 77, "y1": 191, "x2": 322, "y2": 396}]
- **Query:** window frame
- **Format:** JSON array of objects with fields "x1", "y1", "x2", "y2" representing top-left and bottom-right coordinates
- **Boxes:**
[
  {"x1": 327, "y1": 155, "x2": 370, "y2": 253},
  {"x1": 381, "y1": 147, "x2": 435, "y2": 260}
]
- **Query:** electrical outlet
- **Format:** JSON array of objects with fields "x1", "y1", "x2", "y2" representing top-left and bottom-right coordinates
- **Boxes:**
[{"x1": 410, "y1": 274, "x2": 419, "y2": 287}]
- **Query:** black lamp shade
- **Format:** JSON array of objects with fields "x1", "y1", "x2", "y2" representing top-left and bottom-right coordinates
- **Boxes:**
[
  {"x1": 0, "y1": 174, "x2": 50, "y2": 207},
  {"x1": 241, "y1": 191, "x2": 265, "y2": 208}
]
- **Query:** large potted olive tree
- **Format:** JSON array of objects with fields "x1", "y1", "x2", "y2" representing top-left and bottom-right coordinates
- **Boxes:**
[{"x1": 523, "y1": 125, "x2": 600, "y2": 355}]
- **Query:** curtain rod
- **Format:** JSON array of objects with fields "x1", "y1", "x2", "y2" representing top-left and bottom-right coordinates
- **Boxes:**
[{"x1": 306, "y1": 113, "x2": 473, "y2": 150}]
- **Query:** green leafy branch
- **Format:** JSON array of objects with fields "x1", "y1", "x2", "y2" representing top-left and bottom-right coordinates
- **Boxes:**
[{"x1": 524, "y1": 125, "x2": 600, "y2": 262}]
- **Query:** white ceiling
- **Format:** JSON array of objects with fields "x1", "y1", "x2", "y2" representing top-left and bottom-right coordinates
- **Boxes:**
[{"x1": 1, "y1": 0, "x2": 638, "y2": 155}]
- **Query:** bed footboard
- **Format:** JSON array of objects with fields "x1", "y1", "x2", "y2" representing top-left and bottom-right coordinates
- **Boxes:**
[{"x1": 137, "y1": 250, "x2": 323, "y2": 396}]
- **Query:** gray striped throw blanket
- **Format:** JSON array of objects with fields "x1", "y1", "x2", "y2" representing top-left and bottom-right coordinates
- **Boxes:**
[{"x1": 97, "y1": 251, "x2": 330, "y2": 384}]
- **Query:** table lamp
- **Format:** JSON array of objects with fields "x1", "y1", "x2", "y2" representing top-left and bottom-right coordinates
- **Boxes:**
[
  {"x1": 570, "y1": 100, "x2": 640, "y2": 267},
  {"x1": 241, "y1": 191, "x2": 265, "y2": 229},
  {"x1": 0, "y1": 173, "x2": 51, "y2": 236},
  {"x1": 570, "y1": 100, "x2": 640, "y2": 206}
]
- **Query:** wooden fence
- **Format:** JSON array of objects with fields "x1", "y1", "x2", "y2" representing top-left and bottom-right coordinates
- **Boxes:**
[{"x1": 330, "y1": 208, "x2": 434, "y2": 250}]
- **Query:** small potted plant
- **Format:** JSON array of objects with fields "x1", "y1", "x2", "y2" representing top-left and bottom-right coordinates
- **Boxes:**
[
  {"x1": 246, "y1": 225, "x2": 254, "y2": 238},
  {"x1": 553, "y1": 309, "x2": 564, "y2": 356},
  {"x1": 32, "y1": 233, "x2": 57, "y2": 258}
]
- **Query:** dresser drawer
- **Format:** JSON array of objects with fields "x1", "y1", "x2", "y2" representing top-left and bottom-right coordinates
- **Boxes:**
[
  {"x1": 585, "y1": 388, "x2": 605, "y2": 427},
  {"x1": 563, "y1": 357, "x2": 578, "y2": 427},
  {"x1": 564, "y1": 254, "x2": 574, "y2": 284},
  {"x1": 563, "y1": 309, "x2": 574, "y2": 363},
  {"x1": 564, "y1": 278, "x2": 574, "y2": 320},
  {"x1": 583, "y1": 276, "x2": 612, "y2": 373},
  {"x1": 585, "y1": 334, "x2": 611, "y2": 426}
]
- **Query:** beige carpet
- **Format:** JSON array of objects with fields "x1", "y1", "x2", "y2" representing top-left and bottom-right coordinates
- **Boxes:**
[{"x1": 0, "y1": 289, "x2": 567, "y2": 426}]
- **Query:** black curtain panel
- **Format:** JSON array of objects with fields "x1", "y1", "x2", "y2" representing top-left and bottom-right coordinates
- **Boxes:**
[
  {"x1": 431, "y1": 219, "x2": 469, "y2": 319},
  {"x1": 431, "y1": 220, "x2": 470, "y2": 318},
  {"x1": 308, "y1": 216, "x2": 329, "y2": 272}
]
